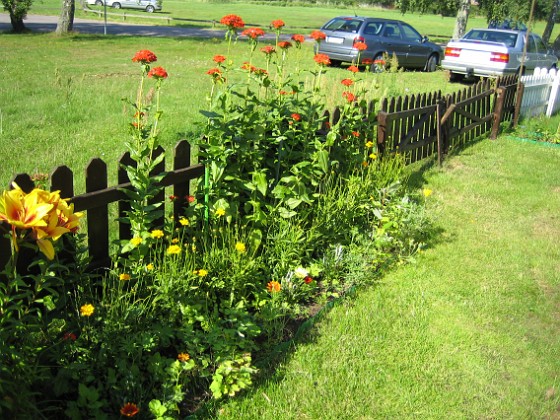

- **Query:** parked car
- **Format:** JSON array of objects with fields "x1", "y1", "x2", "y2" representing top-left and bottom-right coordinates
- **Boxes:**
[
  {"x1": 317, "y1": 16, "x2": 443, "y2": 71},
  {"x1": 86, "y1": 0, "x2": 162, "y2": 13},
  {"x1": 441, "y1": 28, "x2": 557, "y2": 81}
]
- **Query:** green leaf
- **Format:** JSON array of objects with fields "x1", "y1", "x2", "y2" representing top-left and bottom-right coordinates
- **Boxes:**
[
  {"x1": 149, "y1": 400, "x2": 167, "y2": 417},
  {"x1": 278, "y1": 207, "x2": 297, "y2": 218},
  {"x1": 252, "y1": 171, "x2": 268, "y2": 196}
]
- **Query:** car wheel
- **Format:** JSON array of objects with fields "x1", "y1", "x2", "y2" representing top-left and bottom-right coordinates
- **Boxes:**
[
  {"x1": 370, "y1": 53, "x2": 385, "y2": 72},
  {"x1": 425, "y1": 54, "x2": 438, "y2": 72},
  {"x1": 95, "y1": 0, "x2": 102, "y2": 5},
  {"x1": 146, "y1": 5, "x2": 155, "y2": 12},
  {"x1": 112, "y1": 2, "x2": 121, "y2": 8},
  {"x1": 329, "y1": 59, "x2": 342, "y2": 67},
  {"x1": 448, "y1": 71, "x2": 464, "y2": 83}
]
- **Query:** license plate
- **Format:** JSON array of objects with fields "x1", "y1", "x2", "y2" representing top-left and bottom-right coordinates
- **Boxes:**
[{"x1": 326, "y1": 36, "x2": 344, "y2": 44}]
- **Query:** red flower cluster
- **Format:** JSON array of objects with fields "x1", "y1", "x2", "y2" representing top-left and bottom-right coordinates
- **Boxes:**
[
  {"x1": 241, "y1": 62, "x2": 257, "y2": 72},
  {"x1": 310, "y1": 30, "x2": 326, "y2": 42},
  {"x1": 374, "y1": 59, "x2": 386, "y2": 66},
  {"x1": 278, "y1": 41, "x2": 292, "y2": 49},
  {"x1": 342, "y1": 91, "x2": 356, "y2": 102},
  {"x1": 354, "y1": 42, "x2": 367, "y2": 51},
  {"x1": 362, "y1": 58, "x2": 374, "y2": 65},
  {"x1": 241, "y1": 27, "x2": 265, "y2": 39},
  {"x1": 271, "y1": 19, "x2": 285, "y2": 29},
  {"x1": 352, "y1": 131, "x2": 360, "y2": 137},
  {"x1": 132, "y1": 50, "x2": 157, "y2": 64},
  {"x1": 304, "y1": 276, "x2": 313, "y2": 284},
  {"x1": 186, "y1": 195, "x2": 196, "y2": 203},
  {"x1": 213, "y1": 55, "x2": 226, "y2": 64},
  {"x1": 291, "y1": 113, "x2": 301, "y2": 121},
  {"x1": 220, "y1": 14, "x2": 245, "y2": 29},
  {"x1": 313, "y1": 53, "x2": 331, "y2": 66},
  {"x1": 63, "y1": 332, "x2": 77, "y2": 341},
  {"x1": 147, "y1": 66, "x2": 168, "y2": 79},
  {"x1": 347, "y1": 65, "x2": 360, "y2": 73},
  {"x1": 206, "y1": 67, "x2": 225, "y2": 82},
  {"x1": 341, "y1": 78, "x2": 353, "y2": 87},
  {"x1": 261, "y1": 46, "x2": 276, "y2": 55},
  {"x1": 291, "y1": 34, "x2": 305, "y2": 45},
  {"x1": 120, "y1": 402, "x2": 139, "y2": 417}
]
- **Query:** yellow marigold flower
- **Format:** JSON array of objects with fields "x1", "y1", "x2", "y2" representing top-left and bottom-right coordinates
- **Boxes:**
[
  {"x1": 365, "y1": 141, "x2": 374, "y2": 148},
  {"x1": 146, "y1": 263, "x2": 154, "y2": 271},
  {"x1": 130, "y1": 236, "x2": 142, "y2": 246},
  {"x1": 235, "y1": 241, "x2": 246, "y2": 253},
  {"x1": 119, "y1": 273, "x2": 131, "y2": 281},
  {"x1": 215, "y1": 207, "x2": 226, "y2": 217},
  {"x1": 178, "y1": 352, "x2": 190, "y2": 362},
  {"x1": 369, "y1": 153, "x2": 377, "y2": 160},
  {"x1": 267, "y1": 281, "x2": 281, "y2": 293},
  {"x1": 167, "y1": 245, "x2": 181, "y2": 255},
  {"x1": 197, "y1": 269, "x2": 208, "y2": 277},
  {"x1": 80, "y1": 303, "x2": 95, "y2": 317},
  {"x1": 171, "y1": 238, "x2": 180, "y2": 244},
  {"x1": 179, "y1": 217, "x2": 189, "y2": 226},
  {"x1": 151, "y1": 229, "x2": 164, "y2": 239},
  {"x1": 423, "y1": 188, "x2": 433, "y2": 198}
]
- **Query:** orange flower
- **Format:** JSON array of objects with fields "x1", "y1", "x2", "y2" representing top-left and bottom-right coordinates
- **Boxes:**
[
  {"x1": 147, "y1": 66, "x2": 168, "y2": 79},
  {"x1": 220, "y1": 14, "x2": 245, "y2": 29},
  {"x1": 278, "y1": 41, "x2": 292, "y2": 49},
  {"x1": 213, "y1": 54, "x2": 226, "y2": 63},
  {"x1": 267, "y1": 281, "x2": 281, "y2": 293},
  {"x1": 313, "y1": 53, "x2": 331, "y2": 66},
  {"x1": 362, "y1": 58, "x2": 374, "y2": 65},
  {"x1": 241, "y1": 28, "x2": 265, "y2": 39},
  {"x1": 341, "y1": 78, "x2": 353, "y2": 87},
  {"x1": 310, "y1": 30, "x2": 326, "y2": 42},
  {"x1": 304, "y1": 276, "x2": 313, "y2": 284},
  {"x1": 120, "y1": 402, "x2": 139, "y2": 417},
  {"x1": 261, "y1": 46, "x2": 276, "y2": 55},
  {"x1": 347, "y1": 65, "x2": 360, "y2": 73},
  {"x1": 131, "y1": 50, "x2": 157, "y2": 64},
  {"x1": 291, "y1": 113, "x2": 301, "y2": 121},
  {"x1": 354, "y1": 41, "x2": 367, "y2": 51},
  {"x1": 291, "y1": 34, "x2": 305, "y2": 45},
  {"x1": 342, "y1": 91, "x2": 356, "y2": 102},
  {"x1": 271, "y1": 19, "x2": 285, "y2": 29},
  {"x1": 178, "y1": 352, "x2": 190, "y2": 362}
]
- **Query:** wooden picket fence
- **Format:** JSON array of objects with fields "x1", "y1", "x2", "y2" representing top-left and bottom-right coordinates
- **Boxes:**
[{"x1": 0, "y1": 80, "x2": 521, "y2": 271}]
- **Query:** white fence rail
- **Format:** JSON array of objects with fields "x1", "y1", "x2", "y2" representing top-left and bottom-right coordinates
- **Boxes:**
[{"x1": 520, "y1": 67, "x2": 560, "y2": 118}]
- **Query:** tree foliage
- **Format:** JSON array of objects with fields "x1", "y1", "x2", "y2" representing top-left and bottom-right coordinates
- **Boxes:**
[{"x1": 1, "y1": 0, "x2": 33, "y2": 32}]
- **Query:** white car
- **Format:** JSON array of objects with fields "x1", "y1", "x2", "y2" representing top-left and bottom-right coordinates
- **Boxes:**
[
  {"x1": 441, "y1": 28, "x2": 557, "y2": 82},
  {"x1": 87, "y1": 0, "x2": 162, "y2": 13}
]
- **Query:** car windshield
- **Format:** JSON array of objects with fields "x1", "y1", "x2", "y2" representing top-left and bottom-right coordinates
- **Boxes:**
[
  {"x1": 462, "y1": 30, "x2": 518, "y2": 47},
  {"x1": 323, "y1": 18, "x2": 363, "y2": 33}
]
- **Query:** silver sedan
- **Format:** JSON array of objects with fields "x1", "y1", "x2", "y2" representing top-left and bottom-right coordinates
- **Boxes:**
[{"x1": 441, "y1": 28, "x2": 557, "y2": 82}]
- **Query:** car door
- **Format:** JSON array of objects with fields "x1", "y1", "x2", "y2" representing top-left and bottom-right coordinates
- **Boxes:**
[
  {"x1": 524, "y1": 35, "x2": 539, "y2": 72},
  {"x1": 399, "y1": 23, "x2": 432, "y2": 68},
  {"x1": 534, "y1": 35, "x2": 556, "y2": 69},
  {"x1": 379, "y1": 22, "x2": 409, "y2": 66}
]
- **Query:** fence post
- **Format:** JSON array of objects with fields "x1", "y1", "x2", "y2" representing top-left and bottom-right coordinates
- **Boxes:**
[
  {"x1": 377, "y1": 111, "x2": 387, "y2": 155},
  {"x1": 513, "y1": 82, "x2": 524, "y2": 128},
  {"x1": 490, "y1": 87, "x2": 505, "y2": 140},
  {"x1": 546, "y1": 72, "x2": 560, "y2": 116}
]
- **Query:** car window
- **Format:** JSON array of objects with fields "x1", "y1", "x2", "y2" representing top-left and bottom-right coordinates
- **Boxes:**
[
  {"x1": 400, "y1": 23, "x2": 421, "y2": 42},
  {"x1": 323, "y1": 18, "x2": 362, "y2": 33},
  {"x1": 527, "y1": 36, "x2": 537, "y2": 53},
  {"x1": 363, "y1": 22, "x2": 382, "y2": 36},
  {"x1": 383, "y1": 23, "x2": 402, "y2": 39},
  {"x1": 534, "y1": 36, "x2": 548, "y2": 53}
]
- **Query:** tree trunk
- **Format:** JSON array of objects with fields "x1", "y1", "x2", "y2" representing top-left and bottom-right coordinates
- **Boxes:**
[
  {"x1": 56, "y1": 0, "x2": 75, "y2": 34},
  {"x1": 9, "y1": 10, "x2": 26, "y2": 32},
  {"x1": 453, "y1": 0, "x2": 471, "y2": 40},
  {"x1": 542, "y1": 0, "x2": 559, "y2": 45}
]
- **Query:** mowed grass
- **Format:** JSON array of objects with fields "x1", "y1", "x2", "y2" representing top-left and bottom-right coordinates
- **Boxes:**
[
  {"x1": 1, "y1": 32, "x2": 462, "y2": 191},
  {"x1": 205, "y1": 138, "x2": 560, "y2": 419}
]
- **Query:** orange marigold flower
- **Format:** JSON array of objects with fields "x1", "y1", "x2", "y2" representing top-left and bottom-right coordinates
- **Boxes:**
[
  {"x1": 291, "y1": 33, "x2": 305, "y2": 44},
  {"x1": 132, "y1": 50, "x2": 157, "y2": 64},
  {"x1": 313, "y1": 53, "x2": 331, "y2": 66},
  {"x1": 120, "y1": 402, "x2": 139, "y2": 417},
  {"x1": 261, "y1": 45, "x2": 276, "y2": 55},
  {"x1": 362, "y1": 58, "x2": 374, "y2": 65},
  {"x1": 267, "y1": 281, "x2": 281, "y2": 293},
  {"x1": 347, "y1": 65, "x2": 360, "y2": 73},
  {"x1": 352, "y1": 131, "x2": 360, "y2": 137},
  {"x1": 342, "y1": 91, "x2": 356, "y2": 102},
  {"x1": 186, "y1": 195, "x2": 196, "y2": 203},
  {"x1": 178, "y1": 352, "x2": 190, "y2": 362},
  {"x1": 310, "y1": 30, "x2": 326, "y2": 42},
  {"x1": 341, "y1": 78, "x2": 353, "y2": 87},
  {"x1": 291, "y1": 113, "x2": 301, "y2": 121},
  {"x1": 271, "y1": 19, "x2": 285, "y2": 29},
  {"x1": 354, "y1": 41, "x2": 367, "y2": 51},
  {"x1": 241, "y1": 27, "x2": 265, "y2": 39},
  {"x1": 220, "y1": 14, "x2": 245, "y2": 29},
  {"x1": 213, "y1": 54, "x2": 226, "y2": 63},
  {"x1": 374, "y1": 59, "x2": 386, "y2": 65},
  {"x1": 147, "y1": 66, "x2": 168, "y2": 79},
  {"x1": 241, "y1": 62, "x2": 257, "y2": 72},
  {"x1": 278, "y1": 41, "x2": 292, "y2": 49}
]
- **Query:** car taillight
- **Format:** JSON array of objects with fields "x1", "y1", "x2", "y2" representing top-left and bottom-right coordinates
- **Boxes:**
[
  {"x1": 353, "y1": 36, "x2": 365, "y2": 46},
  {"x1": 490, "y1": 52, "x2": 509, "y2": 63},
  {"x1": 444, "y1": 47, "x2": 461, "y2": 57}
]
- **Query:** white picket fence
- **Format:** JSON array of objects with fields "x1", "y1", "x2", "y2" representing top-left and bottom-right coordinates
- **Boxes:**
[{"x1": 520, "y1": 67, "x2": 560, "y2": 118}]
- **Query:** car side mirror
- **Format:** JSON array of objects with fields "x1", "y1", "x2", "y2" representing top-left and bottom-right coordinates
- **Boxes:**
[{"x1": 422, "y1": 35, "x2": 429, "y2": 43}]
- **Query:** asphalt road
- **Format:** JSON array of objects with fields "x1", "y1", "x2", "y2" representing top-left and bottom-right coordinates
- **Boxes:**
[{"x1": 0, "y1": 13, "x2": 229, "y2": 37}]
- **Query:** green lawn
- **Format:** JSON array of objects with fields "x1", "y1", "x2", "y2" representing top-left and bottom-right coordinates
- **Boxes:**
[{"x1": 205, "y1": 137, "x2": 560, "y2": 418}]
